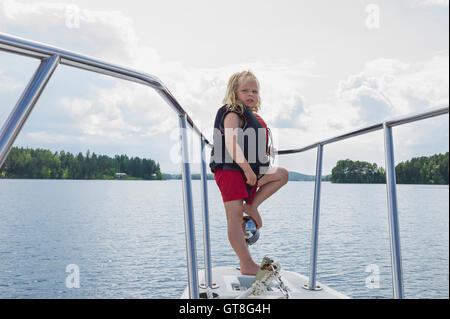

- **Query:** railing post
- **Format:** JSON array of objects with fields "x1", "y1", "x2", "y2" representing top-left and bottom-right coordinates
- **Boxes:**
[
  {"x1": 199, "y1": 136, "x2": 218, "y2": 291},
  {"x1": 383, "y1": 122, "x2": 404, "y2": 299},
  {"x1": 303, "y1": 143, "x2": 324, "y2": 291},
  {"x1": 0, "y1": 55, "x2": 59, "y2": 168},
  {"x1": 179, "y1": 113, "x2": 199, "y2": 299}
]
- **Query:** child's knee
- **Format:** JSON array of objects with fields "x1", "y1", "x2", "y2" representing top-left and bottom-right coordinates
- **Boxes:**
[{"x1": 279, "y1": 167, "x2": 289, "y2": 184}]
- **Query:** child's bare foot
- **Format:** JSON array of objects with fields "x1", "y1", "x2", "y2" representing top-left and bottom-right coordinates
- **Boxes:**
[
  {"x1": 240, "y1": 261, "x2": 260, "y2": 276},
  {"x1": 243, "y1": 203, "x2": 262, "y2": 229}
]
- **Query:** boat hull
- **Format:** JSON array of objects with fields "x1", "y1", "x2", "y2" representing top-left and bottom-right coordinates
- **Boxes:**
[{"x1": 181, "y1": 266, "x2": 349, "y2": 299}]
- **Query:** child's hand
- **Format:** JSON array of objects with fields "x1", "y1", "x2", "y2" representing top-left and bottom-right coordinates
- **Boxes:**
[{"x1": 244, "y1": 167, "x2": 257, "y2": 186}]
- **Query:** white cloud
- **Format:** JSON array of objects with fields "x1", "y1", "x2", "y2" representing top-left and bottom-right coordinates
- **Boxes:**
[
  {"x1": 277, "y1": 51, "x2": 448, "y2": 159},
  {"x1": 1, "y1": 0, "x2": 319, "y2": 138},
  {"x1": 166, "y1": 60, "x2": 317, "y2": 136},
  {"x1": 0, "y1": 0, "x2": 179, "y2": 143},
  {"x1": 25, "y1": 131, "x2": 87, "y2": 143},
  {"x1": 0, "y1": 0, "x2": 159, "y2": 65},
  {"x1": 337, "y1": 53, "x2": 449, "y2": 124},
  {"x1": 330, "y1": 53, "x2": 449, "y2": 172},
  {"x1": 0, "y1": 0, "x2": 377, "y2": 142},
  {"x1": 60, "y1": 82, "x2": 178, "y2": 140},
  {"x1": 56, "y1": 59, "x2": 317, "y2": 146}
]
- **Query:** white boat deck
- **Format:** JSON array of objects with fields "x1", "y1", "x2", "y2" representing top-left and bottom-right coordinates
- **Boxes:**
[{"x1": 181, "y1": 266, "x2": 349, "y2": 299}]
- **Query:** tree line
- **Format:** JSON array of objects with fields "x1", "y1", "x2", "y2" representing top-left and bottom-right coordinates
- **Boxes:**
[
  {"x1": 1, "y1": 147, "x2": 447, "y2": 184},
  {"x1": 330, "y1": 152, "x2": 448, "y2": 184},
  {"x1": 0, "y1": 147, "x2": 163, "y2": 180}
]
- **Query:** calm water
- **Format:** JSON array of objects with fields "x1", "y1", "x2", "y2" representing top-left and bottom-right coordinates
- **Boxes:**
[{"x1": 0, "y1": 179, "x2": 448, "y2": 299}]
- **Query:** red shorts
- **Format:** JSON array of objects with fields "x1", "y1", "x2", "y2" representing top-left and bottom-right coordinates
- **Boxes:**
[{"x1": 213, "y1": 167, "x2": 258, "y2": 204}]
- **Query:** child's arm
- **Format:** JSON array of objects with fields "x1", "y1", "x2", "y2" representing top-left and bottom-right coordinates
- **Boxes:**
[{"x1": 223, "y1": 112, "x2": 257, "y2": 186}]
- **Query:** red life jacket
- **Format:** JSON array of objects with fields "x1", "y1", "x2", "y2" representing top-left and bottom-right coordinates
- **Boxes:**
[{"x1": 253, "y1": 113, "x2": 268, "y2": 154}]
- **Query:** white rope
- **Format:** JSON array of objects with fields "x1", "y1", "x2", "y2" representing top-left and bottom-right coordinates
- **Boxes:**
[
  {"x1": 206, "y1": 287, "x2": 214, "y2": 299},
  {"x1": 236, "y1": 258, "x2": 290, "y2": 299},
  {"x1": 236, "y1": 270, "x2": 274, "y2": 299},
  {"x1": 273, "y1": 268, "x2": 291, "y2": 299}
]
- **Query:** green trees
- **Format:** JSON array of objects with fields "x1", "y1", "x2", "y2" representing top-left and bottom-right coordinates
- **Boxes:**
[
  {"x1": 395, "y1": 153, "x2": 449, "y2": 185},
  {"x1": 330, "y1": 152, "x2": 449, "y2": 184},
  {"x1": 3, "y1": 147, "x2": 447, "y2": 184},
  {"x1": 331, "y1": 159, "x2": 386, "y2": 183},
  {"x1": 0, "y1": 147, "x2": 163, "y2": 180}
]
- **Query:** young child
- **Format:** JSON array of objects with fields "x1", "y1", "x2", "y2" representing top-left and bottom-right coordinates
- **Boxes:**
[{"x1": 210, "y1": 70, "x2": 289, "y2": 275}]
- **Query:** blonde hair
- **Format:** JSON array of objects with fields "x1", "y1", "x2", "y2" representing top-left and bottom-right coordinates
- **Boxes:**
[{"x1": 222, "y1": 70, "x2": 261, "y2": 113}]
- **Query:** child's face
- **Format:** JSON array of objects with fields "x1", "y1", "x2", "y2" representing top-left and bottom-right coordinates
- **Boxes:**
[{"x1": 236, "y1": 78, "x2": 259, "y2": 110}]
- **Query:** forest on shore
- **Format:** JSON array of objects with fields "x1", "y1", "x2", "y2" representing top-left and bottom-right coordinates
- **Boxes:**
[
  {"x1": 1, "y1": 147, "x2": 448, "y2": 185},
  {"x1": 0, "y1": 147, "x2": 163, "y2": 180},
  {"x1": 330, "y1": 152, "x2": 448, "y2": 185}
]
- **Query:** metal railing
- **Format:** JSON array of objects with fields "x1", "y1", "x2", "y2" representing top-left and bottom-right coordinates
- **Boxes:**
[
  {"x1": 0, "y1": 33, "x2": 211, "y2": 299},
  {"x1": 278, "y1": 105, "x2": 449, "y2": 298},
  {"x1": 0, "y1": 33, "x2": 448, "y2": 299}
]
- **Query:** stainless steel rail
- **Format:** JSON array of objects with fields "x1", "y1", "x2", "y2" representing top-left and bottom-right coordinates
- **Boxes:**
[
  {"x1": 178, "y1": 113, "x2": 199, "y2": 299},
  {"x1": 0, "y1": 55, "x2": 59, "y2": 167},
  {"x1": 1, "y1": 32, "x2": 448, "y2": 299},
  {"x1": 276, "y1": 106, "x2": 449, "y2": 155},
  {"x1": 303, "y1": 143, "x2": 324, "y2": 291},
  {"x1": 383, "y1": 122, "x2": 403, "y2": 299},
  {"x1": 199, "y1": 136, "x2": 217, "y2": 290}
]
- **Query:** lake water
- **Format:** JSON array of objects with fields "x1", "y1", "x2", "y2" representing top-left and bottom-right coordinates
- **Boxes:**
[{"x1": 0, "y1": 179, "x2": 448, "y2": 299}]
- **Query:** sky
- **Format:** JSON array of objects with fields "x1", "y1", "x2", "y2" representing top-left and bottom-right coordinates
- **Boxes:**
[{"x1": 0, "y1": 0, "x2": 448, "y2": 175}]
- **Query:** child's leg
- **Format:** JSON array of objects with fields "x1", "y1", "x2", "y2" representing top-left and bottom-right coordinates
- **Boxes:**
[
  {"x1": 243, "y1": 167, "x2": 289, "y2": 228},
  {"x1": 224, "y1": 199, "x2": 259, "y2": 275}
]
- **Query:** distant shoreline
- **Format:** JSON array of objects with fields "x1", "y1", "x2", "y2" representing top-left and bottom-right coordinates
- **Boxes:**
[
  {"x1": 1, "y1": 177, "x2": 447, "y2": 186},
  {"x1": 2, "y1": 147, "x2": 447, "y2": 185}
]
